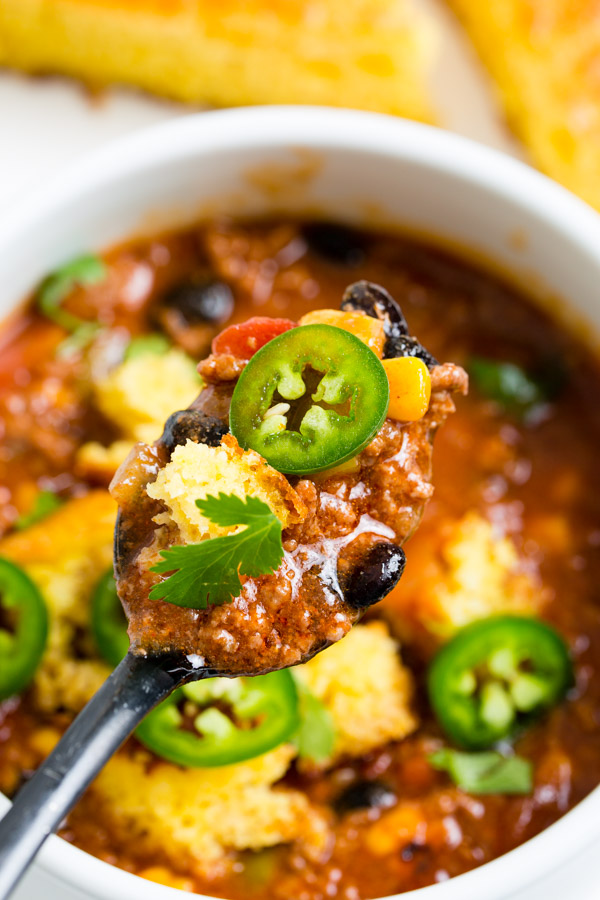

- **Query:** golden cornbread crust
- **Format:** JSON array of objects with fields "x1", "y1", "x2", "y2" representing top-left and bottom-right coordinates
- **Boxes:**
[
  {"x1": 0, "y1": 0, "x2": 437, "y2": 118},
  {"x1": 448, "y1": 0, "x2": 600, "y2": 210}
]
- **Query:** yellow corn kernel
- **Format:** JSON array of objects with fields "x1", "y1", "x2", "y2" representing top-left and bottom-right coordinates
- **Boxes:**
[
  {"x1": 383, "y1": 357, "x2": 431, "y2": 422},
  {"x1": 299, "y1": 309, "x2": 385, "y2": 357}
]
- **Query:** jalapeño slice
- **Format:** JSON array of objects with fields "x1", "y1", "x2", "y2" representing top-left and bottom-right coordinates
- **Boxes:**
[
  {"x1": 136, "y1": 670, "x2": 299, "y2": 767},
  {"x1": 230, "y1": 323, "x2": 389, "y2": 475},
  {"x1": 427, "y1": 615, "x2": 573, "y2": 750},
  {"x1": 0, "y1": 557, "x2": 48, "y2": 701}
]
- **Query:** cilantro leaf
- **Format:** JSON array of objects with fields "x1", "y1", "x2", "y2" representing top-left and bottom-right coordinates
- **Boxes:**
[
  {"x1": 15, "y1": 491, "x2": 63, "y2": 531},
  {"x1": 38, "y1": 254, "x2": 107, "y2": 330},
  {"x1": 429, "y1": 748, "x2": 533, "y2": 795},
  {"x1": 37, "y1": 254, "x2": 107, "y2": 358},
  {"x1": 149, "y1": 493, "x2": 284, "y2": 608},
  {"x1": 293, "y1": 678, "x2": 336, "y2": 763}
]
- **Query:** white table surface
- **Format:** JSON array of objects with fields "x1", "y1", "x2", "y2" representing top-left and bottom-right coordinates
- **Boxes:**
[{"x1": 0, "y1": 10, "x2": 598, "y2": 896}]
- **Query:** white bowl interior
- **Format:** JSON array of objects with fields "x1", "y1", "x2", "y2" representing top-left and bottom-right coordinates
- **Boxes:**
[{"x1": 1, "y1": 107, "x2": 600, "y2": 900}]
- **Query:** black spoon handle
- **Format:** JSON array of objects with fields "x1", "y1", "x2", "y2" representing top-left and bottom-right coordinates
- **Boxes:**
[{"x1": 0, "y1": 651, "x2": 199, "y2": 900}]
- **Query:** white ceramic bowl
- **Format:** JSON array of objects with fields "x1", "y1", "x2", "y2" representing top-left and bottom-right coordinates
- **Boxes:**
[{"x1": 1, "y1": 106, "x2": 600, "y2": 900}]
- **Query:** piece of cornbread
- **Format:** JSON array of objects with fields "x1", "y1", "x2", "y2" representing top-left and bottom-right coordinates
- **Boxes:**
[
  {"x1": 93, "y1": 347, "x2": 202, "y2": 445},
  {"x1": 448, "y1": 0, "x2": 600, "y2": 210},
  {"x1": 91, "y1": 744, "x2": 327, "y2": 875},
  {"x1": 296, "y1": 621, "x2": 417, "y2": 762},
  {"x1": 147, "y1": 433, "x2": 306, "y2": 544},
  {"x1": 383, "y1": 511, "x2": 541, "y2": 654},
  {"x1": 0, "y1": 0, "x2": 437, "y2": 119}
]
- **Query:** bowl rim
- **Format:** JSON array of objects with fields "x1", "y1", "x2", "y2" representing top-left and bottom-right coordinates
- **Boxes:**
[{"x1": 1, "y1": 104, "x2": 600, "y2": 900}]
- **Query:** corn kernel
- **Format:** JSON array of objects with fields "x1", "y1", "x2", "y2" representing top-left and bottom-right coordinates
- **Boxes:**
[
  {"x1": 299, "y1": 309, "x2": 385, "y2": 357},
  {"x1": 383, "y1": 357, "x2": 431, "y2": 422}
]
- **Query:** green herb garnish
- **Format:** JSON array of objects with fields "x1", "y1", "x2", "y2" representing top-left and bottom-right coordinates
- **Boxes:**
[
  {"x1": 15, "y1": 491, "x2": 63, "y2": 531},
  {"x1": 468, "y1": 357, "x2": 560, "y2": 420},
  {"x1": 294, "y1": 679, "x2": 336, "y2": 763},
  {"x1": 149, "y1": 493, "x2": 284, "y2": 608},
  {"x1": 37, "y1": 254, "x2": 107, "y2": 356},
  {"x1": 124, "y1": 334, "x2": 171, "y2": 361},
  {"x1": 429, "y1": 748, "x2": 533, "y2": 795}
]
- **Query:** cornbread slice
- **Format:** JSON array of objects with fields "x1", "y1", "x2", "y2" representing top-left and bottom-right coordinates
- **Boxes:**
[
  {"x1": 93, "y1": 347, "x2": 202, "y2": 445},
  {"x1": 147, "y1": 433, "x2": 307, "y2": 544},
  {"x1": 0, "y1": 0, "x2": 438, "y2": 120},
  {"x1": 91, "y1": 744, "x2": 328, "y2": 876},
  {"x1": 0, "y1": 492, "x2": 117, "y2": 712},
  {"x1": 447, "y1": 0, "x2": 600, "y2": 210},
  {"x1": 383, "y1": 511, "x2": 541, "y2": 654},
  {"x1": 295, "y1": 621, "x2": 417, "y2": 763}
]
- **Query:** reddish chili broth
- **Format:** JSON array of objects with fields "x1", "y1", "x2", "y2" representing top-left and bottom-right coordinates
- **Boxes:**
[{"x1": 1, "y1": 220, "x2": 600, "y2": 899}]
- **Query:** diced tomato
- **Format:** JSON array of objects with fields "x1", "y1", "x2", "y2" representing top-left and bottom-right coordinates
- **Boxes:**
[{"x1": 212, "y1": 317, "x2": 297, "y2": 360}]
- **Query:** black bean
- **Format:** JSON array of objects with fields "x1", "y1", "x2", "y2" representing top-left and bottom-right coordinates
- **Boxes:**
[
  {"x1": 341, "y1": 280, "x2": 438, "y2": 366},
  {"x1": 160, "y1": 409, "x2": 229, "y2": 454},
  {"x1": 343, "y1": 542, "x2": 406, "y2": 610},
  {"x1": 303, "y1": 223, "x2": 367, "y2": 267},
  {"x1": 385, "y1": 334, "x2": 438, "y2": 367},
  {"x1": 163, "y1": 279, "x2": 234, "y2": 326},
  {"x1": 401, "y1": 843, "x2": 422, "y2": 862},
  {"x1": 342, "y1": 280, "x2": 409, "y2": 335},
  {"x1": 335, "y1": 780, "x2": 397, "y2": 814}
]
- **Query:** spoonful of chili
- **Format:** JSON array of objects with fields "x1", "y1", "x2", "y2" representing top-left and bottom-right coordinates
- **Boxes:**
[{"x1": 0, "y1": 281, "x2": 467, "y2": 899}]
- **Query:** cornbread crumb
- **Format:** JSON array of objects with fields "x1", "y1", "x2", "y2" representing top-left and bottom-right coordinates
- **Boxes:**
[
  {"x1": 295, "y1": 621, "x2": 417, "y2": 762},
  {"x1": 94, "y1": 348, "x2": 201, "y2": 444},
  {"x1": 92, "y1": 745, "x2": 327, "y2": 875},
  {"x1": 383, "y1": 511, "x2": 540, "y2": 652},
  {"x1": 147, "y1": 434, "x2": 306, "y2": 544},
  {"x1": 0, "y1": 492, "x2": 116, "y2": 712}
]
